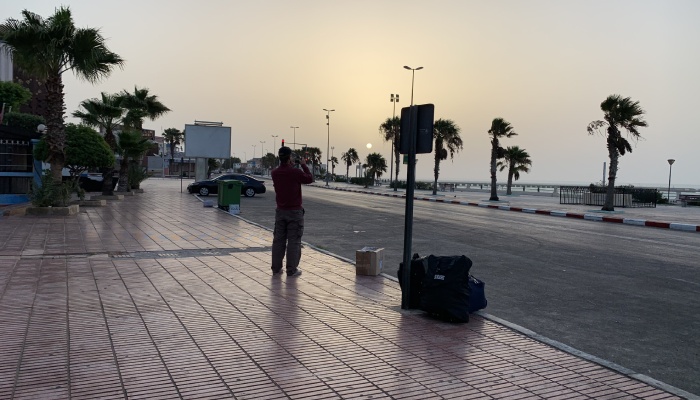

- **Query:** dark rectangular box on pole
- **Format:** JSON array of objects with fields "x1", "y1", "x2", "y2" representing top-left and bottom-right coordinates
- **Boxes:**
[{"x1": 399, "y1": 104, "x2": 434, "y2": 155}]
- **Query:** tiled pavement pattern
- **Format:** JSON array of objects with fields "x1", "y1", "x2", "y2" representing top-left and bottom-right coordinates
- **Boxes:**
[{"x1": 0, "y1": 181, "x2": 684, "y2": 399}]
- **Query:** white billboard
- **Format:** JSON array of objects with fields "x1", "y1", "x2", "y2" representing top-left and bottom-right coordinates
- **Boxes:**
[{"x1": 184, "y1": 124, "x2": 232, "y2": 158}]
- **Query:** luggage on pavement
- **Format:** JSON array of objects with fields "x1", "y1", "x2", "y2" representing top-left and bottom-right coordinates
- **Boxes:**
[
  {"x1": 420, "y1": 255, "x2": 473, "y2": 322},
  {"x1": 468, "y1": 275, "x2": 487, "y2": 313},
  {"x1": 398, "y1": 253, "x2": 427, "y2": 309}
]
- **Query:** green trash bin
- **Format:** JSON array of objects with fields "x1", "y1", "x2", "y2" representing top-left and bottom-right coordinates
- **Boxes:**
[{"x1": 217, "y1": 180, "x2": 242, "y2": 213}]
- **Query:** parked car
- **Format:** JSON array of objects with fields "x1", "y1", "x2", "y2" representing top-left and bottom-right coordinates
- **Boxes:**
[
  {"x1": 62, "y1": 173, "x2": 118, "y2": 192},
  {"x1": 187, "y1": 174, "x2": 266, "y2": 197}
]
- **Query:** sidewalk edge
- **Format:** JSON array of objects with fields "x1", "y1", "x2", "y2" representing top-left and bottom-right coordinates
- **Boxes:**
[{"x1": 476, "y1": 312, "x2": 699, "y2": 400}]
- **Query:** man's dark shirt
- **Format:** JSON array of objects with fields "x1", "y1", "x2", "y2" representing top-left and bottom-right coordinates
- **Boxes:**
[{"x1": 271, "y1": 163, "x2": 313, "y2": 210}]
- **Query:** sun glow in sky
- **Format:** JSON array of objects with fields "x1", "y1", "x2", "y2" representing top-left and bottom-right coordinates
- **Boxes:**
[{"x1": 3, "y1": 0, "x2": 699, "y2": 186}]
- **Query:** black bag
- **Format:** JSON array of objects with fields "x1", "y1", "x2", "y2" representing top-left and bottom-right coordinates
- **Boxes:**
[
  {"x1": 468, "y1": 275, "x2": 487, "y2": 313},
  {"x1": 420, "y1": 255, "x2": 472, "y2": 322},
  {"x1": 398, "y1": 253, "x2": 426, "y2": 309}
]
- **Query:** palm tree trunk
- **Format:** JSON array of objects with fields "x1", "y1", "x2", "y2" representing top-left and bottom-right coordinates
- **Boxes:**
[
  {"x1": 101, "y1": 167, "x2": 115, "y2": 195},
  {"x1": 603, "y1": 145, "x2": 618, "y2": 211},
  {"x1": 116, "y1": 158, "x2": 129, "y2": 192},
  {"x1": 432, "y1": 153, "x2": 440, "y2": 196},
  {"x1": 394, "y1": 145, "x2": 400, "y2": 192},
  {"x1": 45, "y1": 75, "x2": 67, "y2": 183},
  {"x1": 506, "y1": 169, "x2": 514, "y2": 195},
  {"x1": 101, "y1": 127, "x2": 117, "y2": 196},
  {"x1": 489, "y1": 144, "x2": 499, "y2": 201}
]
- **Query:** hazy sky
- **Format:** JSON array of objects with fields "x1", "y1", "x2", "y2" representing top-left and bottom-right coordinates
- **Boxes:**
[{"x1": 3, "y1": 1, "x2": 699, "y2": 186}]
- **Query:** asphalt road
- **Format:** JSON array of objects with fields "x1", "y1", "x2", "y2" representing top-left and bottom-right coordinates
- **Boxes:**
[{"x1": 234, "y1": 183, "x2": 700, "y2": 396}]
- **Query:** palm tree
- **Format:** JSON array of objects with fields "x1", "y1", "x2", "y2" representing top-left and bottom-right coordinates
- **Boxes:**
[
  {"x1": 1, "y1": 7, "x2": 124, "y2": 182},
  {"x1": 341, "y1": 148, "x2": 359, "y2": 183},
  {"x1": 72, "y1": 92, "x2": 123, "y2": 195},
  {"x1": 330, "y1": 156, "x2": 338, "y2": 176},
  {"x1": 119, "y1": 86, "x2": 170, "y2": 131},
  {"x1": 207, "y1": 158, "x2": 220, "y2": 178},
  {"x1": 301, "y1": 146, "x2": 322, "y2": 176},
  {"x1": 587, "y1": 95, "x2": 647, "y2": 211},
  {"x1": 162, "y1": 128, "x2": 183, "y2": 162},
  {"x1": 497, "y1": 146, "x2": 532, "y2": 195},
  {"x1": 365, "y1": 152, "x2": 388, "y2": 187},
  {"x1": 115, "y1": 130, "x2": 150, "y2": 192},
  {"x1": 488, "y1": 118, "x2": 517, "y2": 201},
  {"x1": 379, "y1": 116, "x2": 400, "y2": 190},
  {"x1": 431, "y1": 119, "x2": 463, "y2": 195},
  {"x1": 117, "y1": 86, "x2": 170, "y2": 191}
]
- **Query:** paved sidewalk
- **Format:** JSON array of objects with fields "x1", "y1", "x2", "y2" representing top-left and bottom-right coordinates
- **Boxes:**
[{"x1": 0, "y1": 180, "x2": 693, "y2": 399}]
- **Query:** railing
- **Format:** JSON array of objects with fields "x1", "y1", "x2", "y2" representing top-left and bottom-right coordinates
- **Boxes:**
[{"x1": 559, "y1": 186, "x2": 658, "y2": 208}]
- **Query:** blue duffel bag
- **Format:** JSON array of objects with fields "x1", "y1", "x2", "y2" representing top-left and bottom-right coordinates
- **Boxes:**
[{"x1": 468, "y1": 275, "x2": 487, "y2": 313}]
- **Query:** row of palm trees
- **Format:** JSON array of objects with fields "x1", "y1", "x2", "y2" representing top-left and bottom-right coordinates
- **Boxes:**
[
  {"x1": 2, "y1": 7, "x2": 171, "y2": 196},
  {"x1": 339, "y1": 149, "x2": 389, "y2": 186},
  {"x1": 378, "y1": 116, "x2": 532, "y2": 198},
  {"x1": 375, "y1": 93, "x2": 646, "y2": 212},
  {"x1": 72, "y1": 88, "x2": 170, "y2": 194}
]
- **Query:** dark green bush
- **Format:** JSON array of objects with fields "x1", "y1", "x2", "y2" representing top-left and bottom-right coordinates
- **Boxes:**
[
  {"x1": 4, "y1": 112, "x2": 45, "y2": 132},
  {"x1": 28, "y1": 171, "x2": 72, "y2": 207}
]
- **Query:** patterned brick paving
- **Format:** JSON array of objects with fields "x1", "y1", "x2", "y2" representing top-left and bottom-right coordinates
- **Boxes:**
[{"x1": 0, "y1": 181, "x2": 684, "y2": 399}]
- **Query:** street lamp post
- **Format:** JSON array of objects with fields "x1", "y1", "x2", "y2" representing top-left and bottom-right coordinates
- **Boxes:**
[
  {"x1": 252, "y1": 145, "x2": 256, "y2": 172},
  {"x1": 290, "y1": 126, "x2": 299, "y2": 149},
  {"x1": 260, "y1": 141, "x2": 266, "y2": 175},
  {"x1": 667, "y1": 159, "x2": 675, "y2": 202},
  {"x1": 390, "y1": 93, "x2": 399, "y2": 191},
  {"x1": 323, "y1": 109, "x2": 335, "y2": 186},
  {"x1": 271, "y1": 135, "x2": 278, "y2": 151},
  {"x1": 401, "y1": 65, "x2": 423, "y2": 310}
]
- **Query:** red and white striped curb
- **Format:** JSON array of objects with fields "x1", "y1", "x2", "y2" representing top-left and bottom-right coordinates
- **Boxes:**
[{"x1": 322, "y1": 186, "x2": 700, "y2": 233}]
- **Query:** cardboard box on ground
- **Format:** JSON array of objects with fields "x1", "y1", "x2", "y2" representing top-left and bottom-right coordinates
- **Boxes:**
[{"x1": 356, "y1": 247, "x2": 384, "y2": 276}]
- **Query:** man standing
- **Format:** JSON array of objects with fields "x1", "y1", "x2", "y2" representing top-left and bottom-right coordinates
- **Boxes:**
[{"x1": 271, "y1": 146, "x2": 314, "y2": 277}]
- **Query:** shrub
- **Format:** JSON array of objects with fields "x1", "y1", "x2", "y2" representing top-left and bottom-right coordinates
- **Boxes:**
[
  {"x1": 349, "y1": 177, "x2": 371, "y2": 186},
  {"x1": 28, "y1": 171, "x2": 72, "y2": 207},
  {"x1": 128, "y1": 162, "x2": 149, "y2": 189},
  {"x1": 4, "y1": 112, "x2": 45, "y2": 132}
]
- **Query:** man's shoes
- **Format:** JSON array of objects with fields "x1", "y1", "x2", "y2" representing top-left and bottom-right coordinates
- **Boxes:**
[
  {"x1": 272, "y1": 270, "x2": 284, "y2": 276},
  {"x1": 288, "y1": 269, "x2": 302, "y2": 277}
]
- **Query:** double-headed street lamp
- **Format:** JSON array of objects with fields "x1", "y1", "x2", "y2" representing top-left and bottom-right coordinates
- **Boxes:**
[
  {"x1": 323, "y1": 109, "x2": 335, "y2": 186},
  {"x1": 271, "y1": 135, "x2": 279, "y2": 152},
  {"x1": 290, "y1": 126, "x2": 299, "y2": 149}
]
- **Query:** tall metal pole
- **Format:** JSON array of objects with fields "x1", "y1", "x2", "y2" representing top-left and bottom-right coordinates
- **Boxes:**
[
  {"x1": 603, "y1": 161, "x2": 606, "y2": 185},
  {"x1": 667, "y1": 159, "x2": 675, "y2": 202},
  {"x1": 260, "y1": 141, "x2": 266, "y2": 174},
  {"x1": 290, "y1": 126, "x2": 299, "y2": 149},
  {"x1": 401, "y1": 66, "x2": 422, "y2": 309},
  {"x1": 323, "y1": 109, "x2": 335, "y2": 186},
  {"x1": 390, "y1": 94, "x2": 399, "y2": 191},
  {"x1": 271, "y1": 135, "x2": 278, "y2": 151}
]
